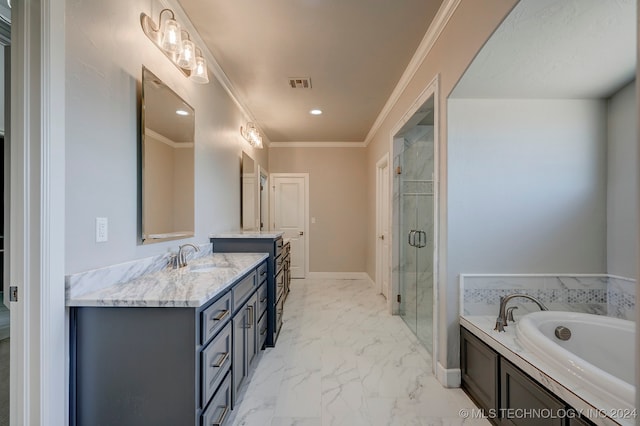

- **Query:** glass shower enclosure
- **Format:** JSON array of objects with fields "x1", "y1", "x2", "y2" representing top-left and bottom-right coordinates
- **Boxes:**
[{"x1": 394, "y1": 106, "x2": 435, "y2": 354}]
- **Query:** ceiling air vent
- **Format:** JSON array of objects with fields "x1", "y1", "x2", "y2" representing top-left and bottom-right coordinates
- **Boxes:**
[{"x1": 288, "y1": 77, "x2": 312, "y2": 89}]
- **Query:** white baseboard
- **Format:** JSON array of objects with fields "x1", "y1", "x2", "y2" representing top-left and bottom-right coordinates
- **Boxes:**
[
  {"x1": 306, "y1": 272, "x2": 371, "y2": 281},
  {"x1": 436, "y1": 362, "x2": 461, "y2": 388}
]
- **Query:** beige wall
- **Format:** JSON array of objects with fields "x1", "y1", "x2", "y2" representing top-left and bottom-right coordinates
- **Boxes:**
[
  {"x1": 269, "y1": 147, "x2": 367, "y2": 273},
  {"x1": 65, "y1": 0, "x2": 270, "y2": 272},
  {"x1": 364, "y1": 0, "x2": 517, "y2": 370}
]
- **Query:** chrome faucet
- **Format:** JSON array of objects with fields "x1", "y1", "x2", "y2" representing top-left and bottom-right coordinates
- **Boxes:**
[
  {"x1": 177, "y1": 243, "x2": 200, "y2": 268},
  {"x1": 494, "y1": 293, "x2": 548, "y2": 332}
]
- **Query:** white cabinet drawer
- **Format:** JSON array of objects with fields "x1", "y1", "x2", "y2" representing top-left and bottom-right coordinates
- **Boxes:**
[
  {"x1": 201, "y1": 292, "x2": 232, "y2": 345},
  {"x1": 201, "y1": 370, "x2": 231, "y2": 426},
  {"x1": 201, "y1": 322, "x2": 232, "y2": 407}
]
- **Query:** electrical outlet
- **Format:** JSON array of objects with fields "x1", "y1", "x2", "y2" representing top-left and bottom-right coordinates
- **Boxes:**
[{"x1": 96, "y1": 217, "x2": 108, "y2": 242}]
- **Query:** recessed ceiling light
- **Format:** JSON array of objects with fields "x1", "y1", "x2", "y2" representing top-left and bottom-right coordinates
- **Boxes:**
[
  {"x1": 309, "y1": 109, "x2": 323, "y2": 115},
  {"x1": 176, "y1": 109, "x2": 189, "y2": 116}
]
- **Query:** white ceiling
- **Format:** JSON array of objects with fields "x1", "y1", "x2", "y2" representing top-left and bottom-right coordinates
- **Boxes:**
[
  {"x1": 177, "y1": 0, "x2": 443, "y2": 143},
  {"x1": 452, "y1": 0, "x2": 637, "y2": 99}
]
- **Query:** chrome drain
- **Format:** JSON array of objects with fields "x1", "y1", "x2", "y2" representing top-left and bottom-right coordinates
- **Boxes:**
[{"x1": 554, "y1": 326, "x2": 571, "y2": 341}]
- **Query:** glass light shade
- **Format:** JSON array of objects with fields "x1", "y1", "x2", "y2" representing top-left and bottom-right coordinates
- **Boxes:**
[
  {"x1": 242, "y1": 123, "x2": 263, "y2": 148},
  {"x1": 177, "y1": 39, "x2": 196, "y2": 69},
  {"x1": 253, "y1": 134, "x2": 263, "y2": 149},
  {"x1": 189, "y1": 56, "x2": 209, "y2": 84},
  {"x1": 160, "y1": 19, "x2": 182, "y2": 53}
]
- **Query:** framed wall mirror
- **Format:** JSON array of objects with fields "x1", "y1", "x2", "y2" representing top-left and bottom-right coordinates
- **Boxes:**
[
  {"x1": 141, "y1": 67, "x2": 195, "y2": 244},
  {"x1": 241, "y1": 151, "x2": 259, "y2": 231}
]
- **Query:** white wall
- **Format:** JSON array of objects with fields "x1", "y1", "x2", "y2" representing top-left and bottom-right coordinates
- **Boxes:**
[
  {"x1": 65, "y1": 0, "x2": 264, "y2": 273},
  {"x1": 607, "y1": 81, "x2": 637, "y2": 279},
  {"x1": 447, "y1": 99, "x2": 608, "y2": 278}
]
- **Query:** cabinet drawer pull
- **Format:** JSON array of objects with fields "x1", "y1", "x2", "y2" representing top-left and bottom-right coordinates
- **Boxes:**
[
  {"x1": 260, "y1": 327, "x2": 267, "y2": 336},
  {"x1": 247, "y1": 305, "x2": 254, "y2": 327},
  {"x1": 211, "y1": 309, "x2": 230, "y2": 322},
  {"x1": 212, "y1": 405, "x2": 229, "y2": 426},
  {"x1": 212, "y1": 352, "x2": 229, "y2": 368},
  {"x1": 260, "y1": 270, "x2": 267, "y2": 276},
  {"x1": 260, "y1": 296, "x2": 267, "y2": 303}
]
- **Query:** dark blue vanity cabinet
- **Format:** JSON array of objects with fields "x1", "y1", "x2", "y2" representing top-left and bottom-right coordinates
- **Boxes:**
[
  {"x1": 231, "y1": 261, "x2": 267, "y2": 402},
  {"x1": 211, "y1": 235, "x2": 286, "y2": 346},
  {"x1": 70, "y1": 260, "x2": 266, "y2": 426},
  {"x1": 461, "y1": 326, "x2": 597, "y2": 426}
]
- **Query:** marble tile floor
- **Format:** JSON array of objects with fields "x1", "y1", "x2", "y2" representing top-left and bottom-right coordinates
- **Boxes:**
[{"x1": 227, "y1": 278, "x2": 488, "y2": 426}]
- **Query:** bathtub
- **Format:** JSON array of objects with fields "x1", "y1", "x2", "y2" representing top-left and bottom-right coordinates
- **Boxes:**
[{"x1": 516, "y1": 311, "x2": 635, "y2": 410}]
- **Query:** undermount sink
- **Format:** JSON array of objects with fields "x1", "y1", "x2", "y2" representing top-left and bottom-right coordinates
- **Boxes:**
[{"x1": 189, "y1": 262, "x2": 232, "y2": 273}]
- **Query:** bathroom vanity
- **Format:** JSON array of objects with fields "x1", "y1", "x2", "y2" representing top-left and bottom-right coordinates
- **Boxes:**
[
  {"x1": 210, "y1": 232, "x2": 289, "y2": 346},
  {"x1": 460, "y1": 316, "x2": 625, "y2": 426},
  {"x1": 68, "y1": 252, "x2": 268, "y2": 426}
]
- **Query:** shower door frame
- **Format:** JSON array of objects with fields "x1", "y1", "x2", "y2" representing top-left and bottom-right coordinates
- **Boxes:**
[{"x1": 389, "y1": 75, "x2": 440, "y2": 375}]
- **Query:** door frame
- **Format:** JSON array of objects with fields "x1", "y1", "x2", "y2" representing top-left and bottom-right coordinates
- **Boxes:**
[
  {"x1": 375, "y1": 153, "x2": 390, "y2": 303},
  {"x1": 389, "y1": 74, "x2": 439, "y2": 376},
  {"x1": 269, "y1": 173, "x2": 309, "y2": 278},
  {"x1": 258, "y1": 166, "x2": 268, "y2": 231},
  {"x1": 11, "y1": 1, "x2": 67, "y2": 425}
]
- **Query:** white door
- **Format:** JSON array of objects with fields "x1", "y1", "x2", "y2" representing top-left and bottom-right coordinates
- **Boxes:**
[
  {"x1": 272, "y1": 174, "x2": 307, "y2": 279},
  {"x1": 376, "y1": 155, "x2": 390, "y2": 299}
]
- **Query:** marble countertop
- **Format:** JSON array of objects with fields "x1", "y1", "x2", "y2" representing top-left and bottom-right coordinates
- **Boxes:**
[
  {"x1": 67, "y1": 252, "x2": 268, "y2": 308},
  {"x1": 210, "y1": 231, "x2": 284, "y2": 239},
  {"x1": 460, "y1": 315, "x2": 630, "y2": 426}
]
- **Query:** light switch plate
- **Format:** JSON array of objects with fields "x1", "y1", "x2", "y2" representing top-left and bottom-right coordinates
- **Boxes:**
[{"x1": 96, "y1": 217, "x2": 108, "y2": 242}]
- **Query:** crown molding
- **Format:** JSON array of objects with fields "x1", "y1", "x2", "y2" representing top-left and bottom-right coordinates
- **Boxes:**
[
  {"x1": 163, "y1": 0, "x2": 269, "y2": 143},
  {"x1": 144, "y1": 128, "x2": 194, "y2": 148},
  {"x1": 161, "y1": 0, "x2": 459, "y2": 150},
  {"x1": 269, "y1": 141, "x2": 366, "y2": 148},
  {"x1": 363, "y1": 0, "x2": 462, "y2": 147}
]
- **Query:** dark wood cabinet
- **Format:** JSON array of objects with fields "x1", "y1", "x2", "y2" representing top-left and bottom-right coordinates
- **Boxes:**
[
  {"x1": 460, "y1": 326, "x2": 598, "y2": 426},
  {"x1": 211, "y1": 235, "x2": 284, "y2": 346},
  {"x1": 460, "y1": 326, "x2": 499, "y2": 418},
  {"x1": 232, "y1": 292, "x2": 258, "y2": 405},
  {"x1": 282, "y1": 241, "x2": 291, "y2": 301},
  {"x1": 70, "y1": 261, "x2": 266, "y2": 426},
  {"x1": 500, "y1": 358, "x2": 565, "y2": 426},
  {"x1": 568, "y1": 416, "x2": 596, "y2": 426}
]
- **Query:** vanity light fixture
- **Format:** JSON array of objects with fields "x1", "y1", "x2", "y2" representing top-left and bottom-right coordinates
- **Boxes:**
[
  {"x1": 309, "y1": 109, "x2": 323, "y2": 115},
  {"x1": 189, "y1": 49, "x2": 209, "y2": 84},
  {"x1": 176, "y1": 32, "x2": 197, "y2": 70},
  {"x1": 240, "y1": 122, "x2": 263, "y2": 149},
  {"x1": 140, "y1": 8, "x2": 209, "y2": 84}
]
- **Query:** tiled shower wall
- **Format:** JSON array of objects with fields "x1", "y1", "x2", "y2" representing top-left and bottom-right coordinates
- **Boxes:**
[{"x1": 460, "y1": 274, "x2": 636, "y2": 321}]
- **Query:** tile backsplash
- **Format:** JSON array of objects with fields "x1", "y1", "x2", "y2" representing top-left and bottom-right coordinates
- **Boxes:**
[{"x1": 460, "y1": 274, "x2": 636, "y2": 321}]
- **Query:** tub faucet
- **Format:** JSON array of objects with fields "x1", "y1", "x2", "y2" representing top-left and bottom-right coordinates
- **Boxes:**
[
  {"x1": 494, "y1": 293, "x2": 548, "y2": 332},
  {"x1": 178, "y1": 243, "x2": 200, "y2": 268}
]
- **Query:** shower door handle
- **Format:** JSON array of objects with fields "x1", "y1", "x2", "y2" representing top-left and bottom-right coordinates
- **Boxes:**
[
  {"x1": 416, "y1": 230, "x2": 427, "y2": 248},
  {"x1": 407, "y1": 230, "x2": 416, "y2": 247}
]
